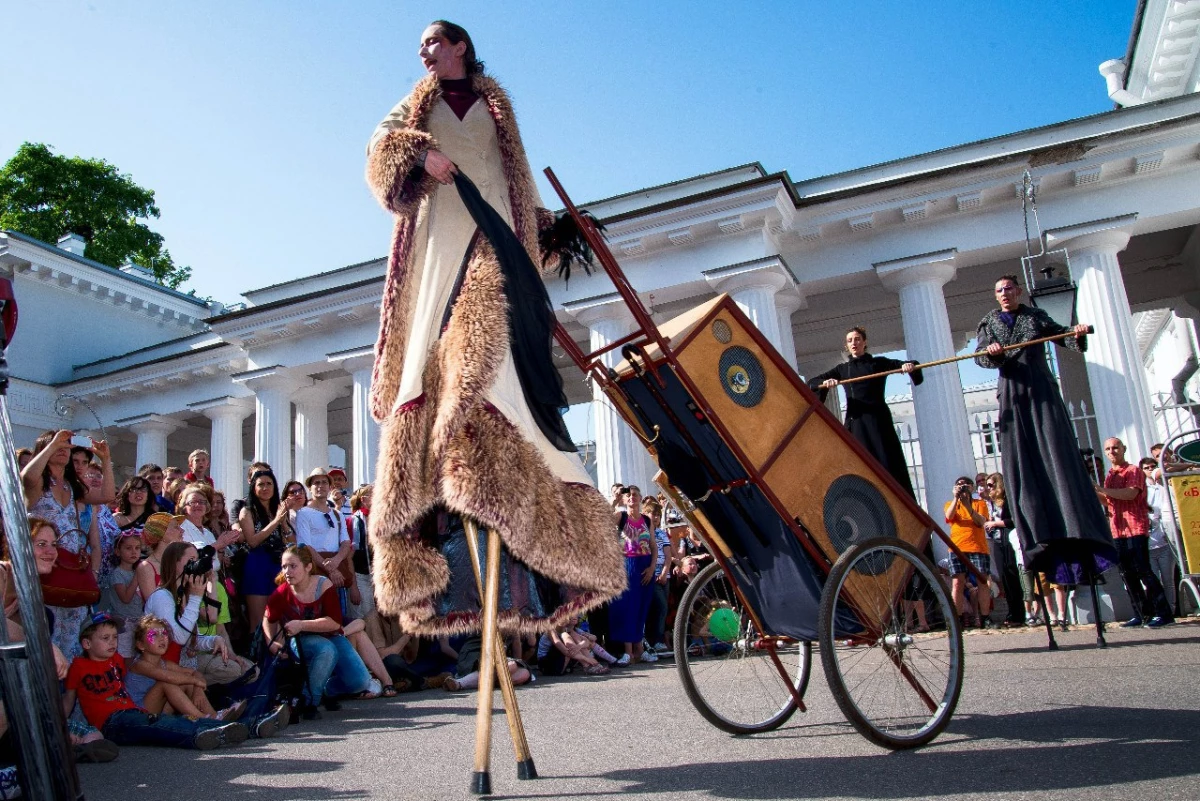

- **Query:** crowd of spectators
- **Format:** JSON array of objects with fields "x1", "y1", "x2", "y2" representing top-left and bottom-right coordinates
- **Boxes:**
[
  {"x1": 0, "y1": 430, "x2": 714, "y2": 780},
  {"x1": 942, "y1": 438, "x2": 1186, "y2": 632}
]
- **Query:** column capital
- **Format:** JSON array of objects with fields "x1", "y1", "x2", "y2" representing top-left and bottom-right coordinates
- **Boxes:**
[
  {"x1": 1045, "y1": 213, "x2": 1137, "y2": 255},
  {"x1": 231, "y1": 365, "x2": 311, "y2": 394},
  {"x1": 775, "y1": 288, "x2": 807, "y2": 314},
  {"x1": 117, "y1": 413, "x2": 185, "y2": 436},
  {"x1": 563, "y1": 292, "x2": 636, "y2": 329},
  {"x1": 293, "y1": 379, "x2": 351, "y2": 407},
  {"x1": 703, "y1": 256, "x2": 796, "y2": 297},
  {"x1": 875, "y1": 249, "x2": 958, "y2": 293},
  {"x1": 190, "y1": 396, "x2": 255, "y2": 421},
  {"x1": 327, "y1": 346, "x2": 375, "y2": 375}
]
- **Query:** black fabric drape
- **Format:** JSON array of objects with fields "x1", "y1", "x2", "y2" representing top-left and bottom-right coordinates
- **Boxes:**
[{"x1": 451, "y1": 172, "x2": 576, "y2": 453}]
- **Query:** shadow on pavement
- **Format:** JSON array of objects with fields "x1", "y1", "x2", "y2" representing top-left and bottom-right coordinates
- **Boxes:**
[{"x1": 571, "y1": 705, "x2": 1200, "y2": 799}]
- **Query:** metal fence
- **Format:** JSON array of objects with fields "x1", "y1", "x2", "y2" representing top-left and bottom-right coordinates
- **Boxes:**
[{"x1": 896, "y1": 400, "x2": 1109, "y2": 505}]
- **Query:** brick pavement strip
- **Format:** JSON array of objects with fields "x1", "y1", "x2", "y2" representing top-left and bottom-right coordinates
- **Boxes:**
[{"x1": 80, "y1": 621, "x2": 1200, "y2": 801}]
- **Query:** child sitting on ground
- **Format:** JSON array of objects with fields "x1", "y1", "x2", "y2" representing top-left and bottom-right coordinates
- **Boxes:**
[
  {"x1": 97, "y1": 532, "x2": 146, "y2": 656},
  {"x1": 125, "y1": 615, "x2": 246, "y2": 721},
  {"x1": 536, "y1": 624, "x2": 610, "y2": 677},
  {"x1": 64, "y1": 614, "x2": 248, "y2": 750},
  {"x1": 564, "y1": 617, "x2": 619, "y2": 667}
]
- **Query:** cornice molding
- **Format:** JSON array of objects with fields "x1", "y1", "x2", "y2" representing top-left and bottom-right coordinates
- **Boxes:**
[{"x1": 0, "y1": 237, "x2": 208, "y2": 327}]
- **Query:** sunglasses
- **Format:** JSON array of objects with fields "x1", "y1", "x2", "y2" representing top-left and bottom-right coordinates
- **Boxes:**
[
  {"x1": 287, "y1": 488, "x2": 305, "y2": 496},
  {"x1": 985, "y1": 482, "x2": 996, "y2": 488}
]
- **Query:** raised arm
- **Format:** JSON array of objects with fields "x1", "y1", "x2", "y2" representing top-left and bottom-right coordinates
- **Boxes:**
[{"x1": 365, "y1": 88, "x2": 440, "y2": 216}]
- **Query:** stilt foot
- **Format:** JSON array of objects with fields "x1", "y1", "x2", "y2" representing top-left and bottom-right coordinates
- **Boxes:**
[
  {"x1": 517, "y1": 758, "x2": 538, "y2": 780},
  {"x1": 1047, "y1": 640, "x2": 1059, "y2": 651},
  {"x1": 1096, "y1": 636, "x2": 1107, "y2": 648},
  {"x1": 471, "y1": 771, "x2": 492, "y2": 796}
]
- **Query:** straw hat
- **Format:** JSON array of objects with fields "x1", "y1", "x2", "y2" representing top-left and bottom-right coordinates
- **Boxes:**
[
  {"x1": 304, "y1": 466, "x2": 332, "y2": 488},
  {"x1": 142, "y1": 512, "x2": 186, "y2": 546}
]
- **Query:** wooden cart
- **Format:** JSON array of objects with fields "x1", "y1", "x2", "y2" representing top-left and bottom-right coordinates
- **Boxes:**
[{"x1": 546, "y1": 168, "x2": 971, "y2": 749}]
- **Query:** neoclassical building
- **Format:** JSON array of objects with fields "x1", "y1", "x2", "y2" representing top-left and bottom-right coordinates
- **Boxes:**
[{"x1": 3, "y1": 1, "x2": 1200, "y2": 515}]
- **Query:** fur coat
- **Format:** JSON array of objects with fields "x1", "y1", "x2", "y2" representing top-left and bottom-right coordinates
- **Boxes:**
[{"x1": 364, "y1": 74, "x2": 625, "y2": 635}]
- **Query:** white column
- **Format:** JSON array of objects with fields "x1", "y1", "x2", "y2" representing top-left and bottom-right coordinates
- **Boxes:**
[
  {"x1": 877, "y1": 250, "x2": 975, "y2": 514},
  {"x1": 704, "y1": 257, "x2": 798, "y2": 354},
  {"x1": 328, "y1": 348, "x2": 381, "y2": 487},
  {"x1": 192, "y1": 398, "x2": 254, "y2": 496},
  {"x1": 234, "y1": 367, "x2": 308, "y2": 484},
  {"x1": 293, "y1": 380, "x2": 349, "y2": 483},
  {"x1": 567, "y1": 296, "x2": 654, "y2": 493},
  {"x1": 126, "y1": 415, "x2": 184, "y2": 472},
  {"x1": 774, "y1": 291, "x2": 806, "y2": 373},
  {"x1": 1047, "y1": 217, "x2": 1156, "y2": 458},
  {"x1": 349, "y1": 357, "x2": 380, "y2": 487}
]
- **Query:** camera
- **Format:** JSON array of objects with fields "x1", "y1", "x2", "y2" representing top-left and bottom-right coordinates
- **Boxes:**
[
  {"x1": 69, "y1": 434, "x2": 92, "y2": 449},
  {"x1": 183, "y1": 545, "x2": 216, "y2": 578}
]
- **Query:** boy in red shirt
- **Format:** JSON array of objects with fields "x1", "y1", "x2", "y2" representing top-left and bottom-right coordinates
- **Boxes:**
[{"x1": 64, "y1": 614, "x2": 247, "y2": 750}]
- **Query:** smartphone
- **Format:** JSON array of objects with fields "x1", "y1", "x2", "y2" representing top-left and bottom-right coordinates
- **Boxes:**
[{"x1": 69, "y1": 434, "x2": 93, "y2": 449}]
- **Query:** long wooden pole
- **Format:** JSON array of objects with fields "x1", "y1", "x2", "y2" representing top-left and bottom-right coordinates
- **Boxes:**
[
  {"x1": 834, "y1": 326, "x2": 1093, "y2": 387},
  {"x1": 463, "y1": 517, "x2": 537, "y2": 781},
  {"x1": 470, "y1": 520, "x2": 504, "y2": 796}
]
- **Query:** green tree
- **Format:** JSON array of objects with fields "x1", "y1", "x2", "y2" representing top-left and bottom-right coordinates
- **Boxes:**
[{"x1": 0, "y1": 142, "x2": 191, "y2": 289}]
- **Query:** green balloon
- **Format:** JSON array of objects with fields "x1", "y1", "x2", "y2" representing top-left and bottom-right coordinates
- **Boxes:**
[{"x1": 708, "y1": 607, "x2": 740, "y2": 643}]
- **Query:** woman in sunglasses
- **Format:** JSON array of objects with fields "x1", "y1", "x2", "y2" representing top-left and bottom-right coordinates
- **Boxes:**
[{"x1": 238, "y1": 471, "x2": 301, "y2": 638}]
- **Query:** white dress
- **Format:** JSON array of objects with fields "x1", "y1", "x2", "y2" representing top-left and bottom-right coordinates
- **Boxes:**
[{"x1": 396, "y1": 98, "x2": 591, "y2": 486}]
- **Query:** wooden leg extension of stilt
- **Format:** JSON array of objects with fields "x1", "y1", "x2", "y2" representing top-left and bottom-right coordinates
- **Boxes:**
[{"x1": 464, "y1": 518, "x2": 537, "y2": 795}]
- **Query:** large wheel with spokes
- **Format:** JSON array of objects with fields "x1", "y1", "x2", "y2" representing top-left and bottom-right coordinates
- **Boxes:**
[
  {"x1": 674, "y1": 561, "x2": 811, "y2": 734},
  {"x1": 818, "y1": 537, "x2": 963, "y2": 749}
]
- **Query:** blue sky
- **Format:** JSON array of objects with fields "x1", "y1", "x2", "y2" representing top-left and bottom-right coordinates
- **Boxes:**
[{"x1": 2, "y1": 1, "x2": 1137, "y2": 439}]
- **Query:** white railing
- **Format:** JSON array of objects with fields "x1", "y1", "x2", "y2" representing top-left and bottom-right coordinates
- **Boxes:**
[{"x1": 1152, "y1": 392, "x2": 1200, "y2": 446}]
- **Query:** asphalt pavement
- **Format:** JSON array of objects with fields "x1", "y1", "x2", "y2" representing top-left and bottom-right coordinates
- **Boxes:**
[{"x1": 78, "y1": 620, "x2": 1200, "y2": 801}]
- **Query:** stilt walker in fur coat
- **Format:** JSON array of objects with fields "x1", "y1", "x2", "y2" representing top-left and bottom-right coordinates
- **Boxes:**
[{"x1": 364, "y1": 20, "x2": 625, "y2": 640}]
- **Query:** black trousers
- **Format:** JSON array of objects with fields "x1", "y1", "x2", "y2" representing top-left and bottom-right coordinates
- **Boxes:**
[
  {"x1": 1115, "y1": 535, "x2": 1172, "y2": 620},
  {"x1": 992, "y1": 536, "x2": 1026, "y2": 624}
]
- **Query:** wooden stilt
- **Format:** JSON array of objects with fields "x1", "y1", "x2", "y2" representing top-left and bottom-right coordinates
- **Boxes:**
[
  {"x1": 470, "y1": 517, "x2": 503, "y2": 796},
  {"x1": 1090, "y1": 579, "x2": 1107, "y2": 648},
  {"x1": 463, "y1": 517, "x2": 537, "y2": 780},
  {"x1": 1034, "y1": 573, "x2": 1059, "y2": 651}
]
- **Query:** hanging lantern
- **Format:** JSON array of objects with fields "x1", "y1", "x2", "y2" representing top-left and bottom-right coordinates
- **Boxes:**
[{"x1": 1018, "y1": 171, "x2": 1080, "y2": 329}]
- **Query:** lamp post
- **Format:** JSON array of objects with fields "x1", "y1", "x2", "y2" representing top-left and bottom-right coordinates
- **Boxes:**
[{"x1": 1026, "y1": 252, "x2": 1079, "y2": 329}]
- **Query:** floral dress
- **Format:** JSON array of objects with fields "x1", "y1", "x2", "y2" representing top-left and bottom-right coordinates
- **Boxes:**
[{"x1": 30, "y1": 485, "x2": 91, "y2": 661}]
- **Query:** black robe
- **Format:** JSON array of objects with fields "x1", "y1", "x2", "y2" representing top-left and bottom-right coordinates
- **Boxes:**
[
  {"x1": 808, "y1": 354, "x2": 923, "y2": 498},
  {"x1": 974, "y1": 305, "x2": 1117, "y2": 578}
]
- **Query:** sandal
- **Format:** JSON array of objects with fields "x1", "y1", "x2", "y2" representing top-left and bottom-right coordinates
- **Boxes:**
[
  {"x1": 381, "y1": 685, "x2": 399, "y2": 698},
  {"x1": 353, "y1": 689, "x2": 380, "y2": 700}
]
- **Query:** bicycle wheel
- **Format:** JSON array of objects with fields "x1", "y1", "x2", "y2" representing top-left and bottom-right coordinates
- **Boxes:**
[
  {"x1": 818, "y1": 537, "x2": 963, "y2": 749},
  {"x1": 674, "y1": 561, "x2": 811, "y2": 734}
]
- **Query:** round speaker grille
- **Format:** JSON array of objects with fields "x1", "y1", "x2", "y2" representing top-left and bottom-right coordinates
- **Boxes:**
[
  {"x1": 718, "y1": 346, "x2": 766, "y2": 408},
  {"x1": 711, "y1": 319, "x2": 733, "y2": 344},
  {"x1": 822, "y1": 475, "x2": 898, "y2": 575}
]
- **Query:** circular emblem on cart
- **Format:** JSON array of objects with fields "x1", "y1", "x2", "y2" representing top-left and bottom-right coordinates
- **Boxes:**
[
  {"x1": 711, "y1": 319, "x2": 733, "y2": 344},
  {"x1": 718, "y1": 346, "x2": 765, "y2": 408},
  {"x1": 822, "y1": 475, "x2": 898, "y2": 576}
]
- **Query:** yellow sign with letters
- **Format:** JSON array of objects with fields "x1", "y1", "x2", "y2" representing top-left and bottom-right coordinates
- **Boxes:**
[{"x1": 1168, "y1": 474, "x2": 1200, "y2": 574}]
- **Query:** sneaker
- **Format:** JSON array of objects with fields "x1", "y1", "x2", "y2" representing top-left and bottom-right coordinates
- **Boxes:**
[
  {"x1": 299, "y1": 703, "x2": 322, "y2": 721},
  {"x1": 583, "y1": 663, "x2": 610, "y2": 676},
  {"x1": 653, "y1": 643, "x2": 670, "y2": 654},
  {"x1": 615, "y1": 653, "x2": 631, "y2": 667},
  {"x1": 1119, "y1": 617, "x2": 1144, "y2": 628},
  {"x1": 366, "y1": 678, "x2": 383, "y2": 697},
  {"x1": 1145, "y1": 616, "x2": 1172, "y2": 628},
  {"x1": 253, "y1": 702, "x2": 290, "y2": 738},
  {"x1": 217, "y1": 699, "x2": 248, "y2": 722},
  {"x1": 194, "y1": 722, "x2": 249, "y2": 751},
  {"x1": 639, "y1": 651, "x2": 658, "y2": 663},
  {"x1": 323, "y1": 697, "x2": 342, "y2": 712},
  {"x1": 73, "y1": 739, "x2": 119, "y2": 763}
]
